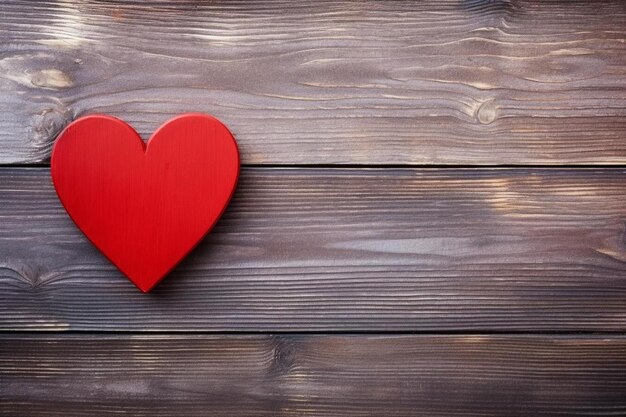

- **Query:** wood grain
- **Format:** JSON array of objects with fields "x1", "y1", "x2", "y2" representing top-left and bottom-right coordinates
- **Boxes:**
[
  {"x1": 2, "y1": 334, "x2": 626, "y2": 416},
  {"x1": 2, "y1": 167, "x2": 626, "y2": 331},
  {"x1": 1, "y1": 0, "x2": 626, "y2": 164}
]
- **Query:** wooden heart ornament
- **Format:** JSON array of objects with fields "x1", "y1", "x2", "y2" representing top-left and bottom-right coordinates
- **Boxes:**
[{"x1": 51, "y1": 114, "x2": 239, "y2": 292}]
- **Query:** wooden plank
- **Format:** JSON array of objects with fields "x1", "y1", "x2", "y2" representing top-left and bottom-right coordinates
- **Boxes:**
[
  {"x1": 1, "y1": 334, "x2": 626, "y2": 416},
  {"x1": 1, "y1": 0, "x2": 625, "y2": 165},
  {"x1": 2, "y1": 167, "x2": 626, "y2": 331}
]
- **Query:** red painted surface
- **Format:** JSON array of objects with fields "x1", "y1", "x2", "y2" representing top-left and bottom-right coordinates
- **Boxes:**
[{"x1": 51, "y1": 114, "x2": 239, "y2": 292}]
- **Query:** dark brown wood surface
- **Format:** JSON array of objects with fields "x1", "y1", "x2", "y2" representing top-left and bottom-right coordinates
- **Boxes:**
[
  {"x1": 2, "y1": 167, "x2": 626, "y2": 331},
  {"x1": 2, "y1": 334, "x2": 626, "y2": 416},
  {"x1": 2, "y1": 0, "x2": 626, "y2": 414},
  {"x1": 1, "y1": 0, "x2": 625, "y2": 164}
]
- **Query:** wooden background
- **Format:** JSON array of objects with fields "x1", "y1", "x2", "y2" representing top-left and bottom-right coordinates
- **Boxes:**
[{"x1": 1, "y1": 0, "x2": 626, "y2": 415}]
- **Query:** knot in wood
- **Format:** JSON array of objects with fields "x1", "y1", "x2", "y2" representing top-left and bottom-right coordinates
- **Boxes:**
[
  {"x1": 30, "y1": 69, "x2": 72, "y2": 90},
  {"x1": 33, "y1": 107, "x2": 73, "y2": 150},
  {"x1": 476, "y1": 99, "x2": 498, "y2": 125},
  {"x1": 270, "y1": 337, "x2": 296, "y2": 375}
]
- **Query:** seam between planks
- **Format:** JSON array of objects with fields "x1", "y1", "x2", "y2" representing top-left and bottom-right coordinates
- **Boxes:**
[
  {"x1": 4, "y1": 163, "x2": 626, "y2": 170},
  {"x1": 2, "y1": 330, "x2": 626, "y2": 336}
]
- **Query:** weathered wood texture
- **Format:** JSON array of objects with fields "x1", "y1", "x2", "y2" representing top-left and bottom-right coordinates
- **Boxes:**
[
  {"x1": 2, "y1": 334, "x2": 626, "y2": 416},
  {"x1": 1, "y1": 0, "x2": 626, "y2": 165},
  {"x1": 2, "y1": 167, "x2": 626, "y2": 331}
]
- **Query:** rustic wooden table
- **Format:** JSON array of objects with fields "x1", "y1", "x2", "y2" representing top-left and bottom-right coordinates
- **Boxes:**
[{"x1": 1, "y1": 1, "x2": 626, "y2": 415}]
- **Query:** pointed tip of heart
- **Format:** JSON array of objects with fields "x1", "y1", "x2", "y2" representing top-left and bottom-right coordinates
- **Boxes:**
[
  {"x1": 135, "y1": 280, "x2": 160, "y2": 293},
  {"x1": 138, "y1": 285, "x2": 153, "y2": 293}
]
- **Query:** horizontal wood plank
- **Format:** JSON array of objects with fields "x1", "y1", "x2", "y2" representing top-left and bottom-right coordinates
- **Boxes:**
[
  {"x1": 2, "y1": 167, "x2": 626, "y2": 331},
  {"x1": 1, "y1": 0, "x2": 626, "y2": 164},
  {"x1": 2, "y1": 334, "x2": 626, "y2": 416}
]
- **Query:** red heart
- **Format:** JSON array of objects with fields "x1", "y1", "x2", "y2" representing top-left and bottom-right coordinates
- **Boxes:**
[{"x1": 51, "y1": 114, "x2": 239, "y2": 292}]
